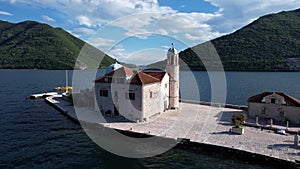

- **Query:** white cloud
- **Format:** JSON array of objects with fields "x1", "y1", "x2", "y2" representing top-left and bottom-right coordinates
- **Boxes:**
[
  {"x1": 12, "y1": 0, "x2": 219, "y2": 42},
  {"x1": 88, "y1": 37, "x2": 115, "y2": 51},
  {"x1": 76, "y1": 15, "x2": 93, "y2": 27},
  {"x1": 161, "y1": 45, "x2": 170, "y2": 49},
  {"x1": 11, "y1": 0, "x2": 300, "y2": 65},
  {"x1": 107, "y1": 45, "x2": 166, "y2": 65},
  {"x1": 106, "y1": 44, "x2": 129, "y2": 61},
  {"x1": 42, "y1": 15, "x2": 55, "y2": 22},
  {"x1": 72, "y1": 27, "x2": 96, "y2": 36},
  {"x1": 206, "y1": 0, "x2": 300, "y2": 33},
  {"x1": 125, "y1": 49, "x2": 166, "y2": 65},
  {"x1": 10, "y1": 0, "x2": 16, "y2": 4},
  {"x1": 108, "y1": 11, "x2": 221, "y2": 43},
  {"x1": 0, "y1": 11, "x2": 13, "y2": 16},
  {"x1": 12, "y1": 0, "x2": 300, "y2": 43}
]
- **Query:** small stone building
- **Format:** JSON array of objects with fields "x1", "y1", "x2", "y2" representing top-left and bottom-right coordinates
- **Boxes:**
[{"x1": 247, "y1": 92, "x2": 300, "y2": 124}]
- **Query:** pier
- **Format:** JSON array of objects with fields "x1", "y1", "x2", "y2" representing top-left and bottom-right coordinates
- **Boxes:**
[
  {"x1": 44, "y1": 94, "x2": 299, "y2": 167},
  {"x1": 30, "y1": 92, "x2": 58, "y2": 99}
]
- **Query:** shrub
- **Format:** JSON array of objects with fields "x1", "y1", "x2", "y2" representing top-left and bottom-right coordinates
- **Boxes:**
[{"x1": 232, "y1": 113, "x2": 247, "y2": 128}]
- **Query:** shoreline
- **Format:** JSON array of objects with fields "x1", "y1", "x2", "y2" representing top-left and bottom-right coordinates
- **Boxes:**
[
  {"x1": 44, "y1": 95, "x2": 300, "y2": 168},
  {"x1": 2, "y1": 68, "x2": 300, "y2": 72}
]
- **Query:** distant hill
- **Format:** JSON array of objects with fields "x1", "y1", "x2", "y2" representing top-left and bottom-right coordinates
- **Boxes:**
[
  {"x1": 150, "y1": 8, "x2": 300, "y2": 71},
  {"x1": 0, "y1": 20, "x2": 116, "y2": 69}
]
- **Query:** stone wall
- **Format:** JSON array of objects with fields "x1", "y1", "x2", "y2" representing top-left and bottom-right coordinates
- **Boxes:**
[
  {"x1": 248, "y1": 102, "x2": 300, "y2": 124},
  {"x1": 142, "y1": 82, "x2": 163, "y2": 121}
]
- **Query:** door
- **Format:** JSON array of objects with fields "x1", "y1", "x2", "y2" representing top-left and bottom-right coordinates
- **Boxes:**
[
  {"x1": 164, "y1": 100, "x2": 167, "y2": 111},
  {"x1": 114, "y1": 105, "x2": 119, "y2": 116}
]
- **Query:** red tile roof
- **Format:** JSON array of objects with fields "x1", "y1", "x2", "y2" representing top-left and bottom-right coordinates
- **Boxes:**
[
  {"x1": 130, "y1": 72, "x2": 160, "y2": 85},
  {"x1": 95, "y1": 67, "x2": 161, "y2": 85},
  {"x1": 247, "y1": 92, "x2": 300, "y2": 107},
  {"x1": 143, "y1": 72, "x2": 167, "y2": 81},
  {"x1": 95, "y1": 66, "x2": 133, "y2": 83}
]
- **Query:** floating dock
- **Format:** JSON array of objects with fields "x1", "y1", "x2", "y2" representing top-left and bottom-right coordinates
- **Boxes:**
[{"x1": 30, "y1": 92, "x2": 58, "y2": 99}]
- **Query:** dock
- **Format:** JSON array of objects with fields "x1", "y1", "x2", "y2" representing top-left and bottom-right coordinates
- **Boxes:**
[
  {"x1": 43, "y1": 95, "x2": 300, "y2": 168},
  {"x1": 30, "y1": 92, "x2": 58, "y2": 99}
]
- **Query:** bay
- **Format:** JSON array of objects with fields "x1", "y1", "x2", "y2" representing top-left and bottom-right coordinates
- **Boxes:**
[{"x1": 2, "y1": 70, "x2": 297, "y2": 168}]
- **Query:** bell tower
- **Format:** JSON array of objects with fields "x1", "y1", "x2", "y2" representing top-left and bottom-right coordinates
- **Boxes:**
[{"x1": 166, "y1": 43, "x2": 179, "y2": 109}]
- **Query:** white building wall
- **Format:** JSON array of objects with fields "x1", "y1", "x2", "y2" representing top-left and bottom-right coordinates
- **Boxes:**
[
  {"x1": 160, "y1": 74, "x2": 169, "y2": 111},
  {"x1": 95, "y1": 83, "x2": 143, "y2": 122},
  {"x1": 95, "y1": 83, "x2": 114, "y2": 113},
  {"x1": 142, "y1": 82, "x2": 163, "y2": 121}
]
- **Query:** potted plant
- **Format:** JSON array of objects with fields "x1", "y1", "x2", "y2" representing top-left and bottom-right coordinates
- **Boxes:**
[{"x1": 231, "y1": 113, "x2": 247, "y2": 135}]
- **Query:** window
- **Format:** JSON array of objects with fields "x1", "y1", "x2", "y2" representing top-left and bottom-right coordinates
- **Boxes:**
[
  {"x1": 150, "y1": 91, "x2": 153, "y2": 98},
  {"x1": 271, "y1": 98, "x2": 276, "y2": 104},
  {"x1": 262, "y1": 108, "x2": 266, "y2": 115},
  {"x1": 165, "y1": 84, "x2": 167, "y2": 89},
  {"x1": 100, "y1": 89, "x2": 108, "y2": 97},
  {"x1": 126, "y1": 92, "x2": 135, "y2": 100},
  {"x1": 114, "y1": 91, "x2": 118, "y2": 101},
  {"x1": 279, "y1": 111, "x2": 284, "y2": 117},
  {"x1": 107, "y1": 77, "x2": 112, "y2": 83}
]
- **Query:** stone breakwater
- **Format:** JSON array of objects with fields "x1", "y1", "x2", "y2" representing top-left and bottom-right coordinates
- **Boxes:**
[{"x1": 45, "y1": 95, "x2": 299, "y2": 168}]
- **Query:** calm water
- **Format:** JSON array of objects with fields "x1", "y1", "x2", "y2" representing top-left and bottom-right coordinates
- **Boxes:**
[
  {"x1": 2, "y1": 70, "x2": 299, "y2": 168},
  {"x1": 181, "y1": 71, "x2": 300, "y2": 106}
]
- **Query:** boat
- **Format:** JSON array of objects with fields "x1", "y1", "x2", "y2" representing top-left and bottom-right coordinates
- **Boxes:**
[
  {"x1": 54, "y1": 86, "x2": 72, "y2": 91},
  {"x1": 55, "y1": 70, "x2": 72, "y2": 93}
]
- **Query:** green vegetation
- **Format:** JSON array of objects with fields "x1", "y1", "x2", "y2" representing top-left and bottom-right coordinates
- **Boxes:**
[
  {"x1": 0, "y1": 20, "x2": 116, "y2": 69},
  {"x1": 232, "y1": 114, "x2": 247, "y2": 128},
  {"x1": 151, "y1": 8, "x2": 300, "y2": 71}
]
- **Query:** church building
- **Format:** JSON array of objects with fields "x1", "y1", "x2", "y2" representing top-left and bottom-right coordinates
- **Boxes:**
[{"x1": 94, "y1": 43, "x2": 179, "y2": 122}]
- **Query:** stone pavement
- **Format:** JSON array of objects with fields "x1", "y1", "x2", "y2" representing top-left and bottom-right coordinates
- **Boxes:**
[{"x1": 48, "y1": 96, "x2": 300, "y2": 162}]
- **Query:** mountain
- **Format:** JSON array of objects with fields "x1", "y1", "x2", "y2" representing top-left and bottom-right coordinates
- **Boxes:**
[
  {"x1": 150, "y1": 8, "x2": 300, "y2": 71},
  {"x1": 0, "y1": 20, "x2": 115, "y2": 69}
]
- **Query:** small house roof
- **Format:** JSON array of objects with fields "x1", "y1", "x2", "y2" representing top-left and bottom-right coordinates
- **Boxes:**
[{"x1": 247, "y1": 92, "x2": 300, "y2": 107}]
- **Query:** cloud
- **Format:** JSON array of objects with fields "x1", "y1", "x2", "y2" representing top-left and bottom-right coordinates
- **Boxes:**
[
  {"x1": 76, "y1": 15, "x2": 93, "y2": 27},
  {"x1": 11, "y1": 0, "x2": 300, "y2": 65},
  {"x1": 206, "y1": 0, "x2": 300, "y2": 33},
  {"x1": 10, "y1": 0, "x2": 16, "y2": 4},
  {"x1": 88, "y1": 37, "x2": 115, "y2": 51},
  {"x1": 72, "y1": 27, "x2": 96, "y2": 36},
  {"x1": 12, "y1": 0, "x2": 300, "y2": 44},
  {"x1": 0, "y1": 11, "x2": 13, "y2": 16},
  {"x1": 42, "y1": 15, "x2": 55, "y2": 22},
  {"x1": 107, "y1": 44, "x2": 166, "y2": 65},
  {"x1": 161, "y1": 45, "x2": 170, "y2": 49},
  {"x1": 13, "y1": 0, "x2": 220, "y2": 42},
  {"x1": 124, "y1": 49, "x2": 166, "y2": 65},
  {"x1": 106, "y1": 44, "x2": 128, "y2": 61}
]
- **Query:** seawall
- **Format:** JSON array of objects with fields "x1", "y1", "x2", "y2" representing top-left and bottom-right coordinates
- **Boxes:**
[{"x1": 179, "y1": 99, "x2": 248, "y2": 110}]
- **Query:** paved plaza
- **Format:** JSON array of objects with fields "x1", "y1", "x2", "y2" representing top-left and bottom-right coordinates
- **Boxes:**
[{"x1": 49, "y1": 96, "x2": 300, "y2": 162}]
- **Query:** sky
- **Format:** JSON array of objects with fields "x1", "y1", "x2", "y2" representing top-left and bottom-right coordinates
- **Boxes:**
[{"x1": 1, "y1": 0, "x2": 300, "y2": 65}]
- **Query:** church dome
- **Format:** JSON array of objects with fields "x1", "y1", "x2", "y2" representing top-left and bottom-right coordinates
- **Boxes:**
[
  {"x1": 167, "y1": 43, "x2": 178, "y2": 55},
  {"x1": 106, "y1": 63, "x2": 123, "y2": 73}
]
